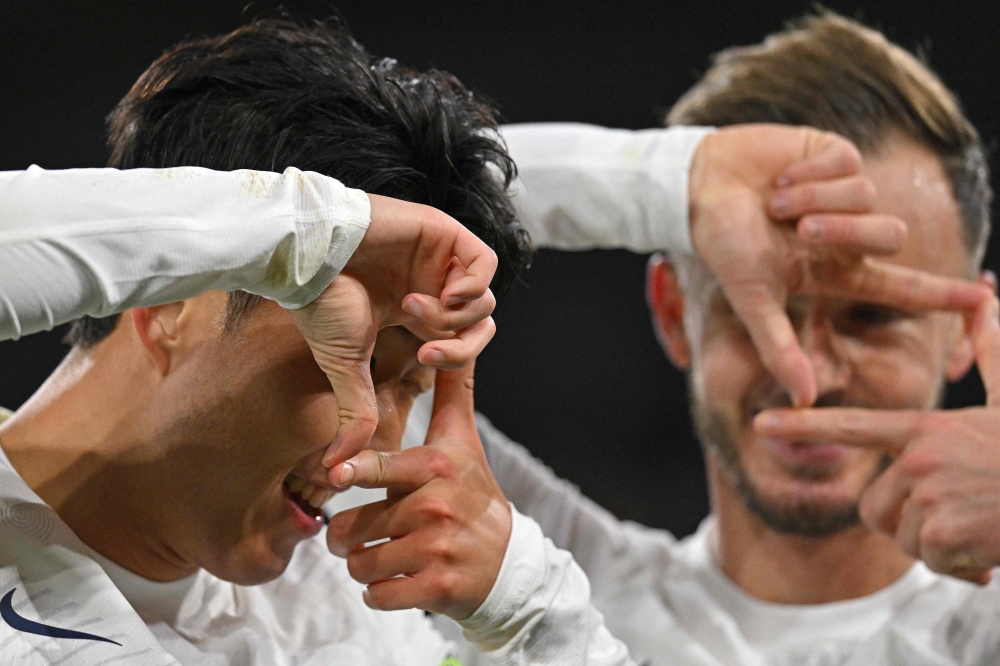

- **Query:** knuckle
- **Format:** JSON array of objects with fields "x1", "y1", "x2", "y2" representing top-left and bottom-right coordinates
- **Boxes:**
[
  {"x1": 346, "y1": 552, "x2": 372, "y2": 582},
  {"x1": 920, "y1": 519, "x2": 955, "y2": 552},
  {"x1": 425, "y1": 450, "x2": 458, "y2": 479},
  {"x1": 418, "y1": 495, "x2": 459, "y2": 523},
  {"x1": 911, "y1": 481, "x2": 941, "y2": 510},
  {"x1": 899, "y1": 448, "x2": 944, "y2": 478}
]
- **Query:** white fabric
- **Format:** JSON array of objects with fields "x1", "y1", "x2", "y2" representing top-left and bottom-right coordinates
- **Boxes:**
[
  {"x1": 472, "y1": 414, "x2": 1000, "y2": 666},
  {"x1": 0, "y1": 165, "x2": 371, "y2": 341},
  {"x1": 502, "y1": 123, "x2": 713, "y2": 254},
  {"x1": 0, "y1": 408, "x2": 632, "y2": 665}
]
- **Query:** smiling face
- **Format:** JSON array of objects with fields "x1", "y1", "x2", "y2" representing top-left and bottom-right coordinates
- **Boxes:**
[
  {"x1": 117, "y1": 295, "x2": 434, "y2": 585},
  {"x1": 651, "y1": 136, "x2": 979, "y2": 536}
]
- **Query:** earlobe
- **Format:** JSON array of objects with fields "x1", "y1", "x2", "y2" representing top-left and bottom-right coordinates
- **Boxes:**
[
  {"x1": 131, "y1": 303, "x2": 186, "y2": 376},
  {"x1": 646, "y1": 255, "x2": 691, "y2": 369}
]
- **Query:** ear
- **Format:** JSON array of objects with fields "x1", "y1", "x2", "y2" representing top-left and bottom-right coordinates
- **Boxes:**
[
  {"x1": 945, "y1": 271, "x2": 997, "y2": 381},
  {"x1": 131, "y1": 302, "x2": 188, "y2": 376},
  {"x1": 646, "y1": 254, "x2": 691, "y2": 369}
]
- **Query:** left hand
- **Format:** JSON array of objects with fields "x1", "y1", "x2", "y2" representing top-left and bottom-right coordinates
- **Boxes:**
[
  {"x1": 291, "y1": 194, "x2": 498, "y2": 467},
  {"x1": 753, "y1": 297, "x2": 1000, "y2": 584},
  {"x1": 325, "y1": 360, "x2": 512, "y2": 620}
]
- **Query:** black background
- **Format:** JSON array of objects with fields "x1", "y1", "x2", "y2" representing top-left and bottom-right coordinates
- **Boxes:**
[{"x1": 2, "y1": 0, "x2": 997, "y2": 537}]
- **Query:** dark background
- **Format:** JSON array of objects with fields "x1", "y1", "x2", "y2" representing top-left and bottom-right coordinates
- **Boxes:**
[{"x1": 2, "y1": 0, "x2": 997, "y2": 537}]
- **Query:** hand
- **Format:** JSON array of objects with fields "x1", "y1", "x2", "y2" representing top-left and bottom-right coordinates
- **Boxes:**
[
  {"x1": 325, "y1": 361, "x2": 512, "y2": 620},
  {"x1": 291, "y1": 194, "x2": 498, "y2": 466},
  {"x1": 754, "y1": 297, "x2": 1000, "y2": 584},
  {"x1": 689, "y1": 125, "x2": 988, "y2": 406}
]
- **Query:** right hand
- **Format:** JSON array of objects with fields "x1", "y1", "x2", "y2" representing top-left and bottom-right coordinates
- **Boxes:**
[
  {"x1": 291, "y1": 194, "x2": 499, "y2": 467},
  {"x1": 325, "y1": 361, "x2": 512, "y2": 620},
  {"x1": 688, "y1": 124, "x2": 989, "y2": 406}
]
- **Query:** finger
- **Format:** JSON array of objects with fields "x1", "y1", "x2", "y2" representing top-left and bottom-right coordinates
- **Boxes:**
[
  {"x1": 402, "y1": 289, "x2": 496, "y2": 333},
  {"x1": 328, "y1": 446, "x2": 457, "y2": 491},
  {"x1": 327, "y1": 497, "x2": 404, "y2": 555},
  {"x1": 424, "y1": 360, "x2": 478, "y2": 444},
  {"x1": 363, "y1": 571, "x2": 445, "y2": 613},
  {"x1": 859, "y1": 462, "x2": 912, "y2": 535},
  {"x1": 441, "y1": 236, "x2": 499, "y2": 306},
  {"x1": 797, "y1": 214, "x2": 908, "y2": 255},
  {"x1": 769, "y1": 175, "x2": 875, "y2": 220},
  {"x1": 970, "y1": 297, "x2": 1000, "y2": 406},
  {"x1": 346, "y1": 533, "x2": 429, "y2": 585},
  {"x1": 724, "y1": 283, "x2": 817, "y2": 406},
  {"x1": 892, "y1": 496, "x2": 925, "y2": 559},
  {"x1": 754, "y1": 407, "x2": 919, "y2": 453},
  {"x1": 806, "y1": 259, "x2": 992, "y2": 313},
  {"x1": 775, "y1": 134, "x2": 862, "y2": 187},
  {"x1": 417, "y1": 318, "x2": 495, "y2": 370},
  {"x1": 943, "y1": 565, "x2": 992, "y2": 586}
]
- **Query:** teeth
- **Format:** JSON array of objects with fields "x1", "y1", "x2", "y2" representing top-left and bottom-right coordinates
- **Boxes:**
[
  {"x1": 308, "y1": 487, "x2": 333, "y2": 509},
  {"x1": 286, "y1": 475, "x2": 333, "y2": 510}
]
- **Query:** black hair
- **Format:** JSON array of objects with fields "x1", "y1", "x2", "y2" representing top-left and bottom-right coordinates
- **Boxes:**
[{"x1": 68, "y1": 17, "x2": 531, "y2": 347}]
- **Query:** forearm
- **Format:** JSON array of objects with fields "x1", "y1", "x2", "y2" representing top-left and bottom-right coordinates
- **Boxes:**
[
  {"x1": 458, "y1": 508, "x2": 635, "y2": 666},
  {"x1": 0, "y1": 165, "x2": 369, "y2": 340},
  {"x1": 501, "y1": 123, "x2": 713, "y2": 253}
]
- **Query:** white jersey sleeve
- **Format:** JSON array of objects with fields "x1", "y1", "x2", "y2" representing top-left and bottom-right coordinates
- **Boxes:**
[
  {"x1": 501, "y1": 123, "x2": 713, "y2": 254},
  {"x1": 0, "y1": 165, "x2": 370, "y2": 341},
  {"x1": 456, "y1": 506, "x2": 635, "y2": 666}
]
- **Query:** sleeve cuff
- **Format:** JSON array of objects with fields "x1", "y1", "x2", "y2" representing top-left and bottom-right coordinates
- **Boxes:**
[
  {"x1": 266, "y1": 170, "x2": 371, "y2": 309},
  {"x1": 644, "y1": 126, "x2": 715, "y2": 255}
]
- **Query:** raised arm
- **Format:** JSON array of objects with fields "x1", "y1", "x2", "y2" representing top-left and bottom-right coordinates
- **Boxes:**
[{"x1": 0, "y1": 165, "x2": 499, "y2": 460}]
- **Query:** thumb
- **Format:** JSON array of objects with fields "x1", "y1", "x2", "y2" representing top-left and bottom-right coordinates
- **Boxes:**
[
  {"x1": 424, "y1": 360, "x2": 477, "y2": 447},
  {"x1": 290, "y1": 274, "x2": 381, "y2": 467}
]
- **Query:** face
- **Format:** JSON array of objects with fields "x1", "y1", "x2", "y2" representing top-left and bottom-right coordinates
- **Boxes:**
[
  {"x1": 653, "y1": 137, "x2": 976, "y2": 536},
  {"x1": 121, "y1": 297, "x2": 434, "y2": 585}
]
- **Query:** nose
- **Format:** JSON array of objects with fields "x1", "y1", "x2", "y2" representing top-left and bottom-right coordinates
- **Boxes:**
[{"x1": 798, "y1": 309, "x2": 852, "y2": 397}]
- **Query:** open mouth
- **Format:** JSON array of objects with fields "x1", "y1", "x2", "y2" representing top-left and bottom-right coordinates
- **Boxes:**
[{"x1": 282, "y1": 474, "x2": 335, "y2": 522}]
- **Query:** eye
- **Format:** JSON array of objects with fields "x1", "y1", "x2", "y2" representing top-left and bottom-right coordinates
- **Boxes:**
[{"x1": 846, "y1": 304, "x2": 905, "y2": 326}]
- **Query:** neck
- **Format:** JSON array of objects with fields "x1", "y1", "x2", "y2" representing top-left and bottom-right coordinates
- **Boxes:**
[
  {"x1": 0, "y1": 340, "x2": 196, "y2": 582},
  {"x1": 706, "y1": 455, "x2": 914, "y2": 604}
]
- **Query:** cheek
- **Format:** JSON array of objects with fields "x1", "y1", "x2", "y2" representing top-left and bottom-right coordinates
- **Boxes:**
[{"x1": 696, "y1": 321, "x2": 765, "y2": 413}]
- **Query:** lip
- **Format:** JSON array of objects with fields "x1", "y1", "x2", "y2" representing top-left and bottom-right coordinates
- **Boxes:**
[
  {"x1": 764, "y1": 437, "x2": 849, "y2": 466},
  {"x1": 282, "y1": 489, "x2": 324, "y2": 537}
]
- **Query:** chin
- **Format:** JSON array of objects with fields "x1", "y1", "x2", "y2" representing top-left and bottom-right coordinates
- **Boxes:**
[{"x1": 207, "y1": 534, "x2": 301, "y2": 586}]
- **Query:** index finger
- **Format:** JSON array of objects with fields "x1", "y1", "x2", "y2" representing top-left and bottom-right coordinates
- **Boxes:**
[
  {"x1": 440, "y1": 235, "x2": 499, "y2": 306},
  {"x1": 805, "y1": 259, "x2": 992, "y2": 313},
  {"x1": 753, "y1": 407, "x2": 923, "y2": 454},
  {"x1": 776, "y1": 132, "x2": 862, "y2": 187},
  {"x1": 723, "y1": 281, "x2": 817, "y2": 407}
]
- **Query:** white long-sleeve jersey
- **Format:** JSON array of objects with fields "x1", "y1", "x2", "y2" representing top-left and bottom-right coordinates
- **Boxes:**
[
  {"x1": 468, "y1": 415, "x2": 1000, "y2": 666},
  {"x1": 0, "y1": 123, "x2": 714, "y2": 664}
]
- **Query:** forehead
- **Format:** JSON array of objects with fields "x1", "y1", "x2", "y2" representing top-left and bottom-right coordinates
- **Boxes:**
[{"x1": 862, "y1": 136, "x2": 967, "y2": 277}]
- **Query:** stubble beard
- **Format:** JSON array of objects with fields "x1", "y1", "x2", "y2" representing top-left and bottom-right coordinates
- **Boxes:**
[{"x1": 689, "y1": 379, "x2": 891, "y2": 538}]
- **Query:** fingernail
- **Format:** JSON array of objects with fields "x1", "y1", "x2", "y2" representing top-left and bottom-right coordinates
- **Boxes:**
[
  {"x1": 422, "y1": 349, "x2": 445, "y2": 365},
  {"x1": 776, "y1": 175, "x2": 792, "y2": 188},
  {"x1": 801, "y1": 218, "x2": 825, "y2": 242},
  {"x1": 336, "y1": 463, "x2": 354, "y2": 487},
  {"x1": 771, "y1": 193, "x2": 788, "y2": 216},
  {"x1": 402, "y1": 297, "x2": 424, "y2": 318}
]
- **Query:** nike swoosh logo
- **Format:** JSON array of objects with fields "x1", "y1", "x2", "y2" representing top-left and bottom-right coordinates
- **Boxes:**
[{"x1": 1, "y1": 588, "x2": 121, "y2": 646}]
